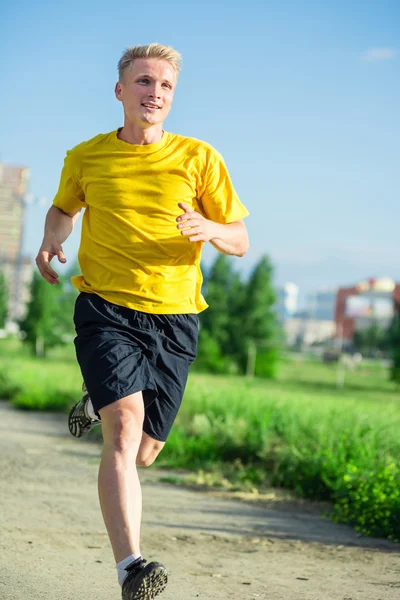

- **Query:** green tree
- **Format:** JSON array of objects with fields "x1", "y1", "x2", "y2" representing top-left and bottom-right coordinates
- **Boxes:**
[
  {"x1": 200, "y1": 255, "x2": 238, "y2": 349},
  {"x1": 199, "y1": 254, "x2": 281, "y2": 377},
  {"x1": 222, "y1": 271, "x2": 247, "y2": 361},
  {"x1": 353, "y1": 322, "x2": 389, "y2": 357},
  {"x1": 240, "y1": 255, "x2": 281, "y2": 377},
  {"x1": 0, "y1": 271, "x2": 8, "y2": 328},
  {"x1": 194, "y1": 328, "x2": 236, "y2": 374},
  {"x1": 388, "y1": 305, "x2": 400, "y2": 385},
  {"x1": 56, "y1": 259, "x2": 80, "y2": 337},
  {"x1": 20, "y1": 271, "x2": 65, "y2": 356}
]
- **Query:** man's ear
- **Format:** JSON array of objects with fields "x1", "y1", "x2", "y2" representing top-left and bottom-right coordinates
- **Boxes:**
[{"x1": 115, "y1": 81, "x2": 123, "y2": 101}]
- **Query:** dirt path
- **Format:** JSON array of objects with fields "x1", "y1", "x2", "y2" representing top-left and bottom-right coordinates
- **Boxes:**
[{"x1": 0, "y1": 402, "x2": 399, "y2": 600}]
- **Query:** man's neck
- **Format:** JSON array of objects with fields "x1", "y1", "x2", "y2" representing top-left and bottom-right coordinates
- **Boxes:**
[{"x1": 117, "y1": 122, "x2": 164, "y2": 145}]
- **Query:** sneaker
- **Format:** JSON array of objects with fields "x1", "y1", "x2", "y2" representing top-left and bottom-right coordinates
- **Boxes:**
[
  {"x1": 68, "y1": 383, "x2": 101, "y2": 438},
  {"x1": 122, "y1": 558, "x2": 168, "y2": 600}
]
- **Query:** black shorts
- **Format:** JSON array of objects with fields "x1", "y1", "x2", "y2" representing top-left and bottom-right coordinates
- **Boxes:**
[{"x1": 73, "y1": 292, "x2": 198, "y2": 442}]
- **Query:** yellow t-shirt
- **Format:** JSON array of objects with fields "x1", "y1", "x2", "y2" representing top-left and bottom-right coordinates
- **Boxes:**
[{"x1": 53, "y1": 129, "x2": 249, "y2": 314}]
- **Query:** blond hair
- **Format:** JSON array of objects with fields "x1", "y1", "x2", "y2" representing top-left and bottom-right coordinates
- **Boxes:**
[{"x1": 118, "y1": 43, "x2": 182, "y2": 81}]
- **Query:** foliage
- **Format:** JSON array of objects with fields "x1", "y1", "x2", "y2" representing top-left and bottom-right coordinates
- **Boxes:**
[
  {"x1": 165, "y1": 370, "x2": 400, "y2": 541},
  {"x1": 2, "y1": 342, "x2": 399, "y2": 541},
  {"x1": 0, "y1": 341, "x2": 81, "y2": 410},
  {"x1": 254, "y1": 347, "x2": 280, "y2": 378},
  {"x1": 238, "y1": 256, "x2": 281, "y2": 374},
  {"x1": 388, "y1": 304, "x2": 400, "y2": 385},
  {"x1": 13, "y1": 386, "x2": 76, "y2": 412},
  {"x1": 19, "y1": 271, "x2": 62, "y2": 356},
  {"x1": 19, "y1": 270, "x2": 78, "y2": 357},
  {"x1": 194, "y1": 328, "x2": 238, "y2": 374},
  {"x1": 353, "y1": 321, "x2": 389, "y2": 357},
  {"x1": 199, "y1": 254, "x2": 281, "y2": 377},
  {"x1": 200, "y1": 255, "x2": 238, "y2": 349},
  {"x1": 332, "y1": 461, "x2": 400, "y2": 539},
  {"x1": 56, "y1": 279, "x2": 79, "y2": 337},
  {"x1": 0, "y1": 271, "x2": 8, "y2": 328},
  {"x1": 0, "y1": 369, "x2": 22, "y2": 399}
]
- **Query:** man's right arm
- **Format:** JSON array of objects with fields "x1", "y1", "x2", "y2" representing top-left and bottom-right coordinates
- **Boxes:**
[{"x1": 35, "y1": 205, "x2": 81, "y2": 285}]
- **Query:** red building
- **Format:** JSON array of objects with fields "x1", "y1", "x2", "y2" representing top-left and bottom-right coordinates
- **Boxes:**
[{"x1": 335, "y1": 278, "x2": 400, "y2": 341}]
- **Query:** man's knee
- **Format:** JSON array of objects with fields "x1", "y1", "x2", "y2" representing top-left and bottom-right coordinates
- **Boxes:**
[
  {"x1": 110, "y1": 416, "x2": 142, "y2": 454},
  {"x1": 136, "y1": 438, "x2": 165, "y2": 467},
  {"x1": 100, "y1": 398, "x2": 144, "y2": 455}
]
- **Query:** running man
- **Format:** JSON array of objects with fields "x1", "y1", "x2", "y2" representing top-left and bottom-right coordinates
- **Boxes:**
[{"x1": 35, "y1": 43, "x2": 249, "y2": 600}]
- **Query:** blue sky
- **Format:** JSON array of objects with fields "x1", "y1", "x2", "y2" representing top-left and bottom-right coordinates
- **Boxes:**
[{"x1": 1, "y1": 0, "x2": 399, "y2": 303}]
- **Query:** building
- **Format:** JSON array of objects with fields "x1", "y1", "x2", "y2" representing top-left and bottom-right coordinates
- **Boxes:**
[
  {"x1": 0, "y1": 162, "x2": 32, "y2": 321},
  {"x1": 284, "y1": 317, "x2": 336, "y2": 347},
  {"x1": 275, "y1": 282, "x2": 299, "y2": 321},
  {"x1": 335, "y1": 277, "x2": 400, "y2": 342},
  {"x1": 306, "y1": 288, "x2": 337, "y2": 321}
]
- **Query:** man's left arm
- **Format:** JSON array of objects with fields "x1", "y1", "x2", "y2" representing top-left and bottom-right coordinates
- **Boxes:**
[{"x1": 176, "y1": 203, "x2": 249, "y2": 257}]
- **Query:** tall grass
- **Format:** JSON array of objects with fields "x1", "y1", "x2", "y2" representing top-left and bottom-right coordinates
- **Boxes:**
[
  {"x1": 0, "y1": 340, "x2": 81, "y2": 411},
  {"x1": 0, "y1": 339, "x2": 399, "y2": 540},
  {"x1": 164, "y1": 370, "x2": 400, "y2": 540}
]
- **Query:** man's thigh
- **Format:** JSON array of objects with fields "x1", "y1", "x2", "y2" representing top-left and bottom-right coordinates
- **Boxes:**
[
  {"x1": 73, "y1": 293, "x2": 157, "y2": 414},
  {"x1": 142, "y1": 314, "x2": 199, "y2": 442}
]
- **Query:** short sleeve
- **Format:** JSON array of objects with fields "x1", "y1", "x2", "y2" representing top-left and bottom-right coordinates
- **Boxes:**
[
  {"x1": 52, "y1": 149, "x2": 86, "y2": 213},
  {"x1": 198, "y1": 149, "x2": 249, "y2": 223}
]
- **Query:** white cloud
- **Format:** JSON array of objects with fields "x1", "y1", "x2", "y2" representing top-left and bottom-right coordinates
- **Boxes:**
[{"x1": 361, "y1": 47, "x2": 396, "y2": 62}]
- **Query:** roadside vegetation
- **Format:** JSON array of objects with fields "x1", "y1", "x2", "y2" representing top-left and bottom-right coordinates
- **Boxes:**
[{"x1": 1, "y1": 338, "x2": 398, "y2": 542}]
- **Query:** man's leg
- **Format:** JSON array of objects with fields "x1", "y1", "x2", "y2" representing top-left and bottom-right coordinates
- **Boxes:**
[
  {"x1": 98, "y1": 392, "x2": 168, "y2": 599},
  {"x1": 98, "y1": 392, "x2": 144, "y2": 562},
  {"x1": 136, "y1": 431, "x2": 165, "y2": 467}
]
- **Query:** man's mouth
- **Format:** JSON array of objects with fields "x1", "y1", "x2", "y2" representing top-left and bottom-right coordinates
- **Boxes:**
[{"x1": 141, "y1": 103, "x2": 161, "y2": 109}]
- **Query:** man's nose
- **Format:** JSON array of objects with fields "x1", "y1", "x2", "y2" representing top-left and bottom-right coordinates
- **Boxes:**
[{"x1": 148, "y1": 82, "x2": 161, "y2": 98}]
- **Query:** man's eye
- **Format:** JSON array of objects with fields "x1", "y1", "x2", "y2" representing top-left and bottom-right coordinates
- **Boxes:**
[
  {"x1": 162, "y1": 83, "x2": 171, "y2": 89},
  {"x1": 138, "y1": 78, "x2": 149, "y2": 84}
]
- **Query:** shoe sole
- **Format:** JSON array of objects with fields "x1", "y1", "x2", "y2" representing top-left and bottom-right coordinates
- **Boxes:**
[
  {"x1": 68, "y1": 402, "x2": 100, "y2": 439},
  {"x1": 122, "y1": 564, "x2": 168, "y2": 600},
  {"x1": 68, "y1": 403, "x2": 86, "y2": 438}
]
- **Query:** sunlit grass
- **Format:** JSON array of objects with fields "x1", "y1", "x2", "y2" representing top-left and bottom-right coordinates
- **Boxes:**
[{"x1": 1, "y1": 338, "x2": 399, "y2": 540}]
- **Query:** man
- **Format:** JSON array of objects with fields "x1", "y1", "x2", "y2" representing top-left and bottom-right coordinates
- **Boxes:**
[{"x1": 36, "y1": 43, "x2": 249, "y2": 600}]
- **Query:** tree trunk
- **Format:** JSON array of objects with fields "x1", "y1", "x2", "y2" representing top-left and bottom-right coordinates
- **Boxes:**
[{"x1": 35, "y1": 336, "x2": 45, "y2": 357}]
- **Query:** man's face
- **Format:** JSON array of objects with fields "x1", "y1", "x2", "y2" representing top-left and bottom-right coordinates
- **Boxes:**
[{"x1": 115, "y1": 58, "x2": 177, "y2": 127}]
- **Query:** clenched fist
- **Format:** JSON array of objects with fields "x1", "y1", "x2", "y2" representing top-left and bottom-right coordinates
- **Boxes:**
[{"x1": 176, "y1": 202, "x2": 217, "y2": 243}]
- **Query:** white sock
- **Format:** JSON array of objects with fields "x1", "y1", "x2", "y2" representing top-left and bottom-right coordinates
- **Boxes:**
[
  {"x1": 86, "y1": 398, "x2": 97, "y2": 420},
  {"x1": 116, "y1": 554, "x2": 142, "y2": 586}
]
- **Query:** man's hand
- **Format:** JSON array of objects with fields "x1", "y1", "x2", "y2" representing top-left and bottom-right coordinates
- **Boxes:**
[
  {"x1": 177, "y1": 202, "x2": 249, "y2": 256},
  {"x1": 35, "y1": 239, "x2": 67, "y2": 285},
  {"x1": 176, "y1": 202, "x2": 216, "y2": 242}
]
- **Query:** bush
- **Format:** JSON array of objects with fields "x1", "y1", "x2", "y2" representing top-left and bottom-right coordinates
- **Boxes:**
[
  {"x1": 194, "y1": 329, "x2": 238, "y2": 374},
  {"x1": 255, "y1": 348, "x2": 280, "y2": 378},
  {"x1": 0, "y1": 369, "x2": 23, "y2": 400},
  {"x1": 2, "y1": 341, "x2": 400, "y2": 542},
  {"x1": 0, "y1": 341, "x2": 81, "y2": 411},
  {"x1": 12, "y1": 386, "x2": 75, "y2": 412},
  {"x1": 332, "y1": 461, "x2": 400, "y2": 540},
  {"x1": 162, "y1": 373, "x2": 400, "y2": 542}
]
